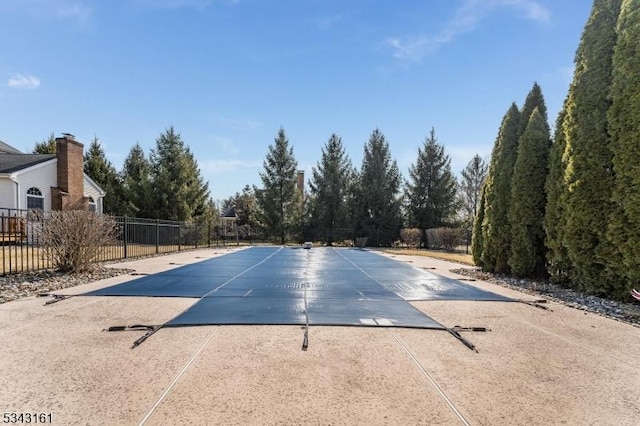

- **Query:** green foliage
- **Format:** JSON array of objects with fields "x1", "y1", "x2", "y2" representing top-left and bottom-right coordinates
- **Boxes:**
[
  {"x1": 255, "y1": 128, "x2": 300, "y2": 244},
  {"x1": 508, "y1": 108, "x2": 551, "y2": 277},
  {"x1": 471, "y1": 185, "x2": 486, "y2": 267},
  {"x1": 308, "y1": 134, "x2": 353, "y2": 245},
  {"x1": 84, "y1": 137, "x2": 126, "y2": 215},
  {"x1": 562, "y1": 0, "x2": 621, "y2": 294},
  {"x1": 222, "y1": 185, "x2": 257, "y2": 227},
  {"x1": 149, "y1": 127, "x2": 210, "y2": 222},
  {"x1": 606, "y1": 0, "x2": 640, "y2": 297},
  {"x1": 405, "y1": 128, "x2": 458, "y2": 239},
  {"x1": 544, "y1": 105, "x2": 573, "y2": 283},
  {"x1": 520, "y1": 82, "x2": 549, "y2": 134},
  {"x1": 459, "y1": 154, "x2": 488, "y2": 231},
  {"x1": 32, "y1": 133, "x2": 56, "y2": 154},
  {"x1": 121, "y1": 143, "x2": 153, "y2": 218},
  {"x1": 481, "y1": 103, "x2": 521, "y2": 273},
  {"x1": 353, "y1": 129, "x2": 403, "y2": 239}
]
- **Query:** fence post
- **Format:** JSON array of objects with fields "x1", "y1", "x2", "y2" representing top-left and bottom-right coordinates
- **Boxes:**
[
  {"x1": 156, "y1": 219, "x2": 160, "y2": 254},
  {"x1": 123, "y1": 216, "x2": 128, "y2": 259},
  {"x1": 208, "y1": 221, "x2": 211, "y2": 248},
  {"x1": 195, "y1": 222, "x2": 198, "y2": 249},
  {"x1": 178, "y1": 222, "x2": 182, "y2": 251}
]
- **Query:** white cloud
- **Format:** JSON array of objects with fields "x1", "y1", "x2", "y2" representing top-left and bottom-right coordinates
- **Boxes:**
[
  {"x1": 387, "y1": 0, "x2": 550, "y2": 62},
  {"x1": 1, "y1": 0, "x2": 91, "y2": 24},
  {"x1": 7, "y1": 74, "x2": 41, "y2": 90},
  {"x1": 133, "y1": 0, "x2": 238, "y2": 10}
]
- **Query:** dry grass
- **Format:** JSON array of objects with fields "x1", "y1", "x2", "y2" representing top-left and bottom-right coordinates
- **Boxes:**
[{"x1": 382, "y1": 248, "x2": 475, "y2": 265}]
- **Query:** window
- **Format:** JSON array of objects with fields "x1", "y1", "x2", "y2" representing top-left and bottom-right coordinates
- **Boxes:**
[
  {"x1": 26, "y1": 187, "x2": 44, "y2": 210},
  {"x1": 88, "y1": 197, "x2": 96, "y2": 212}
]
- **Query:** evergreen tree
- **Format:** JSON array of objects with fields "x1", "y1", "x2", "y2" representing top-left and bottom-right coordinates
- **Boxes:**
[
  {"x1": 405, "y1": 127, "x2": 458, "y2": 245},
  {"x1": 459, "y1": 154, "x2": 488, "y2": 232},
  {"x1": 32, "y1": 133, "x2": 56, "y2": 154},
  {"x1": 481, "y1": 103, "x2": 521, "y2": 273},
  {"x1": 508, "y1": 108, "x2": 551, "y2": 277},
  {"x1": 606, "y1": 0, "x2": 640, "y2": 297},
  {"x1": 222, "y1": 185, "x2": 256, "y2": 227},
  {"x1": 308, "y1": 134, "x2": 353, "y2": 245},
  {"x1": 149, "y1": 127, "x2": 210, "y2": 221},
  {"x1": 562, "y1": 0, "x2": 621, "y2": 294},
  {"x1": 472, "y1": 185, "x2": 487, "y2": 267},
  {"x1": 84, "y1": 137, "x2": 126, "y2": 215},
  {"x1": 121, "y1": 143, "x2": 152, "y2": 218},
  {"x1": 519, "y1": 82, "x2": 549, "y2": 135},
  {"x1": 353, "y1": 129, "x2": 402, "y2": 243},
  {"x1": 255, "y1": 128, "x2": 300, "y2": 244},
  {"x1": 544, "y1": 104, "x2": 573, "y2": 283}
]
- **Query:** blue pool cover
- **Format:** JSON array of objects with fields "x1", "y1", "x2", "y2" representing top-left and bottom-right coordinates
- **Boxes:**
[{"x1": 83, "y1": 246, "x2": 511, "y2": 329}]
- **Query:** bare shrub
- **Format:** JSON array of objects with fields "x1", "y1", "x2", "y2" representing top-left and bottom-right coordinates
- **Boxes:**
[
  {"x1": 426, "y1": 227, "x2": 462, "y2": 251},
  {"x1": 355, "y1": 237, "x2": 368, "y2": 248},
  {"x1": 400, "y1": 228, "x2": 422, "y2": 248},
  {"x1": 35, "y1": 211, "x2": 118, "y2": 272}
]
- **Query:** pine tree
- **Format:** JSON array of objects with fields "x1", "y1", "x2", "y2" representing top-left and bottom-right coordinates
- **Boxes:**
[
  {"x1": 32, "y1": 133, "x2": 56, "y2": 154},
  {"x1": 459, "y1": 154, "x2": 488, "y2": 232},
  {"x1": 606, "y1": 0, "x2": 640, "y2": 297},
  {"x1": 84, "y1": 137, "x2": 126, "y2": 215},
  {"x1": 405, "y1": 127, "x2": 458, "y2": 245},
  {"x1": 121, "y1": 143, "x2": 152, "y2": 218},
  {"x1": 255, "y1": 128, "x2": 300, "y2": 244},
  {"x1": 308, "y1": 134, "x2": 353, "y2": 245},
  {"x1": 544, "y1": 104, "x2": 573, "y2": 283},
  {"x1": 149, "y1": 127, "x2": 210, "y2": 221},
  {"x1": 481, "y1": 103, "x2": 521, "y2": 273},
  {"x1": 562, "y1": 0, "x2": 621, "y2": 294},
  {"x1": 353, "y1": 129, "x2": 402, "y2": 244},
  {"x1": 508, "y1": 108, "x2": 551, "y2": 277}
]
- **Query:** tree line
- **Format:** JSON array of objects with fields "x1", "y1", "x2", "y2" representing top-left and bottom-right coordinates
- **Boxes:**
[
  {"x1": 221, "y1": 127, "x2": 487, "y2": 247},
  {"x1": 473, "y1": 0, "x2": 639, "y2": 299}
]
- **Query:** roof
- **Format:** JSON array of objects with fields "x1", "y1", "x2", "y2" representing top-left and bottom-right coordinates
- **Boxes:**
[
  {"x1": 0, "y1": 141, "x2": 23, "y2": 154},
  {"x1": 222, "y1": 207, "x2": 237, "y2": 218},
  {"x1": 0, "y1": 154, "x2": 56, "y2": 173}
]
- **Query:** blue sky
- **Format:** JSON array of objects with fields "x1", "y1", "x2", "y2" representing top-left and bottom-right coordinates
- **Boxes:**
[{"x1": 0, "y1": 0, "x2": 591, "y2": 202}]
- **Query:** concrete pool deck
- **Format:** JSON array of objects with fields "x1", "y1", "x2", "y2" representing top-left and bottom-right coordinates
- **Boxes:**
[{"x1": 1, "y1": 247, "x2": 638, "y2": 425}]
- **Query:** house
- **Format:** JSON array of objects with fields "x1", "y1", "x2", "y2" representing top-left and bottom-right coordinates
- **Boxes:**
[{"x1": 0, "y1": 134, "x2": 105, "y2": 214}]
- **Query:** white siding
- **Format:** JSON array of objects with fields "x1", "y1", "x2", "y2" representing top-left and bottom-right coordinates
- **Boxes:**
[
  {"x1": 16, "y1": 162, "x2": 57, "y2": 211},
  {"x1": 0, "y1": 178, "x2": 17, "y2": 209},
  {"x1": 83, "y1": 175, "x2": 104, "y2": 214}
]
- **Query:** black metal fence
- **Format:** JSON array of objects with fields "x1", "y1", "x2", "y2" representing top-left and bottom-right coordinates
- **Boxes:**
[
  {"x1": 0, "y1": 207, "x2": 470, "y2": 275},
  {"x1": 0, "y1": 208, "x2": 240, "y2": 275}
]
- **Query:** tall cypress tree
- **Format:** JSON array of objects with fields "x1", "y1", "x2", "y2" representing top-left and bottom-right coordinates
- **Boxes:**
[
  {"x1": 544, "y1": 104, "x2": 573, "y2": 283},
  {"x1": 405, "y1": 127, "x2": 458, "y2": 242},
  {"x1": 508, "y1": 108, "x2": 551, "y2": 277},
  {"x1": 149, "y1": 127, "x2": 210, "y2": 221},
  {"x1": 519, "y1": 82, "x2": 549, "y2": 135},
  {"x1": 255, "y1": 128, "x2": 300, "y2": 244},
  {"x1": 562, "y1": 0, "x2": 621, "y2": 294},
  {"x1": 606, "y1": 0, "x2": 640, "y2": 296},
  {"x1": 481, "y1": 103, "x2": 521, "y2": 273},
  {"x1": 84, "y1": 137, "x2": 126, "y2": 215},
  {"x1": 354, "y1": 129, "x2": 402, "y2": 242},
  {"x1": 308, "y1": 134, "x2": 353, "y2": 245}
]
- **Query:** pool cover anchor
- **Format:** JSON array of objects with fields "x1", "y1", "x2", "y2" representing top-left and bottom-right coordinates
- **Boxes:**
[
  {"x1": 445, "y1": 326, "x2": 488, "y2": 353},
  {"x1": 104, "y1": 324, "x2": 163, "y2": 349},
  {"x1": 41, "y1": 294, "x2": 74, "y2": 305},
  {"x1": 518, "y1": 299, "x2": 552, "y2": 311}
]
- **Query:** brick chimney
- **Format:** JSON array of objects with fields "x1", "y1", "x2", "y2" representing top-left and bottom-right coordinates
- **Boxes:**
[{"x1": 51, "y1": 134, "x2": 88, "y2": 211}]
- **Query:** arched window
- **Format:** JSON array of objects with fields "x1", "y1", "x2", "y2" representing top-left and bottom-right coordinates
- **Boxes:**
[
  {"x1": 26, "y1": 187, "x2": 44, "y2": 210},
  {"x1": 88, "y1": 197, "x2": 96, "y2": 212}
]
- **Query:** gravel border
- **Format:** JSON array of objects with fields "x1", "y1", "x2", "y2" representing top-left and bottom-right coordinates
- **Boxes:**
[{"x1": 452, "y1": 268, "x2": 640, "y2": 328}]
